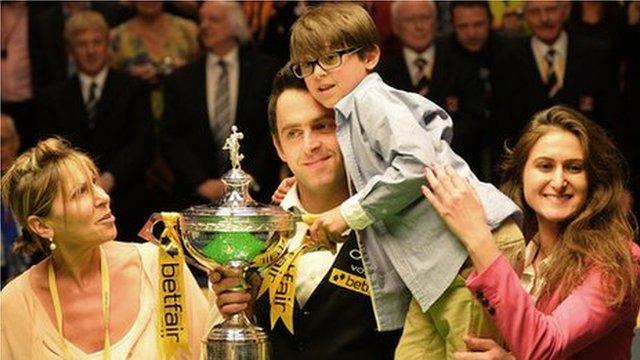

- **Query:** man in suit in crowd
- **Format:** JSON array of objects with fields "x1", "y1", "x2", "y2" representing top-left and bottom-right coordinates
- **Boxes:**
[
  {"x1": 162, "y1": 1, "x2": 279, "y2": 208},
  {"x1": 494, "y1": 0, "x2": 620, "y2": 145},
  {"x1": 447, "y1": 1, "x2": 512, "y2": 181},
  {"x1": 377, "y1": 0, "x2": 486, "y2": 179},
  {"x1": 36, "y1": 10, "x2": 153, "y2": 241},
  {"x1": 30, "y1": 1, "x2": 131, "y2": 90}
]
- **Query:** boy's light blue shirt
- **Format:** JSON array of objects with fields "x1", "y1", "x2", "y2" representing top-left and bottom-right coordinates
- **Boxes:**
[{"x1": 333, "y1": 73, "x2": 522, "y2": 331}]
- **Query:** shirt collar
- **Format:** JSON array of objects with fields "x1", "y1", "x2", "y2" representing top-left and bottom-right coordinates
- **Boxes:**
[
  {"x1": 206, "y1": 46, "x2": 239, "y2": 69},
  {"x1": 280, "y1": 183, "x2": 304, "y2": 212},
  {"x1": 531, "y1": 31, "x2": 568, "y2": 60},
  {"x1": 78, "y1": 67, "x2": 108, "y2": 90},
  {"x1": 402, "y1": 44, "x2": 436, "y2": 67},
  {"x1": 334, "y1": 72, "x2": 383, "y2": 119}
]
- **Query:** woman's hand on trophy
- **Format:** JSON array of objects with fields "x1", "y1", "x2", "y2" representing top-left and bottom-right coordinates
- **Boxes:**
[{"x1": 271, "y1": 177, "x2": 296, "y2": 204}]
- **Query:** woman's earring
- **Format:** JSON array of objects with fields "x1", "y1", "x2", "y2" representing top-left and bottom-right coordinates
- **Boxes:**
[{"x1": 49, "y1": 238, "x2": 57, "y2": 251}]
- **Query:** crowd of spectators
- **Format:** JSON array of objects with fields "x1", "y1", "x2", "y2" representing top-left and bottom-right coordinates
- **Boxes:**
[{"x1": 2, "y1": 0, "x2": 639, "y2": 251}]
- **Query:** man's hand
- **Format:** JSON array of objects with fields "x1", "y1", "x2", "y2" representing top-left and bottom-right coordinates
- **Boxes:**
[
  {"x1": 308, "y1": 207, "x2": 348, "y2": 252},
  {"x1": 271, "y1": 177, "x2": 296, "y2": 204},
  {"x1": 197, "y1": 179, "x2": 225, "y2": 202},
  {"x1": 453, "y1": 336, "x2": 515, "y2": 360},
  {"x1": 208, "y1": 266, "x2": 261, "y2": 318}
]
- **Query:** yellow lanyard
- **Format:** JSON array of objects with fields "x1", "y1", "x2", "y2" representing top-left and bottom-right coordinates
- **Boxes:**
[{"x1": 48, "y1": 247, "x2": 111, "y2": 359}]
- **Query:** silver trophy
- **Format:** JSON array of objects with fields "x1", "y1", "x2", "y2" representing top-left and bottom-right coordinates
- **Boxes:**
[{"x1": 139, "y1": 126, "x2": 296, "y2": 359}]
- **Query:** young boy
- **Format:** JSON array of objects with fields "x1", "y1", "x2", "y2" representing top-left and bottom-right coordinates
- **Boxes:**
[{"x1": 289, "y1": 2, "x2": 524, "y2": 358}]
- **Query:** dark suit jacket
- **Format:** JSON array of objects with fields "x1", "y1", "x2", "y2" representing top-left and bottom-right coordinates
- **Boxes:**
[
  {"x1": 494, "y1": 34, "x2": 620, "y2": 144},
  {"x1": 377, "y1": 40, "x2": 485, "y2": 177},
  {"x1": 161, "y1": 48, "x2": 279, "y2": 206},
  {"x1": 445, "y1": 31, "x2": 514, "y2": 181},
  {"x1": 36, "y1": 69, "x2": 153, "y2": 240}
]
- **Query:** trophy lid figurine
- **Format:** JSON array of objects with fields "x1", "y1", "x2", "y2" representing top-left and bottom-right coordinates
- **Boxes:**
[{"x1": 139, "y1": 126, "x2": 296, "y2": 359}]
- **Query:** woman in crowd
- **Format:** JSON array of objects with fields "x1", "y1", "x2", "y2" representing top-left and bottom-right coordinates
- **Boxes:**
[
  {"x1": 111, "y1": 1, "x2": 199, "y2": 120},
  {"x1": 0, "y1": 138, "x2": 208, "y2": 359},
  {"x1": 423, "y1": 106, "x2": 640, "y2": 359}
]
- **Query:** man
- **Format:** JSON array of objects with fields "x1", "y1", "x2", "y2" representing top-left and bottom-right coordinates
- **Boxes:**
[
  {"x1": 162, "y1": 1, "x2": 279, "y2": 208},
  {"x1": 211, "y1": 66, "x2": 401, "y2": 359},
  {"x1": 377, "y1": 0, "x2": 486, "y2": 179},
  {"x1": 31, "y1": 1, "x2": 131, "y2": 90},
  {"x1": 494, "y1": 0, "x2": 620, "y2": 145},
  {"x1": 448, "y1": 1, "x2": 512, "y2": 181},
  {"x1": 36, "y1": 10, "x2": 153, "y2": 241},
  {"x1": 1, "y1": 114, "x2": 30, "y2": 288}
]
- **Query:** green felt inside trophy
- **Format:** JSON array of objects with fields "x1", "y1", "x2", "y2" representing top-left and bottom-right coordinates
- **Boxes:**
[{"x1": 201, "y1": 232, "x2": 266, "y2": 264}]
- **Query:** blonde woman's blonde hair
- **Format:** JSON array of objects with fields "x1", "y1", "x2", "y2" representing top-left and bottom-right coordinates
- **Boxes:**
[
  {"x1": 500, "y1": 105, "x2": 638, "y2": 308},
  {"x1": 290, "y1": 2, "x2": 378, "y2": 62},
  {"x1": 1, "y1": 138, "x2": 99, "y2": 256},
  {"x1": 64, "y1": 9, "x2": 109, "y2": 44}
]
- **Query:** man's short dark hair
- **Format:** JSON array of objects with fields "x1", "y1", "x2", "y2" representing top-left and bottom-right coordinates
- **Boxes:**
[
  {"x1": 449, "y1": 1, "x2": 493, "y2": 22},
  {"x1": 267, "y1": 63, "x2": 307, "y2": 139}
]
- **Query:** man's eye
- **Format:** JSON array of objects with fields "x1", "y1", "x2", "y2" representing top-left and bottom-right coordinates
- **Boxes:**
[{"x1": 286, "y1": 130, "x2": 301, "y2": 139}]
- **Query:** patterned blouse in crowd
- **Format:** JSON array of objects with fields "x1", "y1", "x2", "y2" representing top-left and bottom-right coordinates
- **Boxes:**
[{"x1": 111, "y1": 14, "x2": 199, "y2": 120}]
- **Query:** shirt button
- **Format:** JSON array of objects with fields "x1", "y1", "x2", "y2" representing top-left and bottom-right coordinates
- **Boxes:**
[
  {"x1": 481, "y1": 298, "x2": 489, "y2": 307},
  {"x1": 475, "y1": 290, "x2": 484, "y2": 299},
  {"x1": 488, "y1": 307, "x2": 496, "y2": 316}
]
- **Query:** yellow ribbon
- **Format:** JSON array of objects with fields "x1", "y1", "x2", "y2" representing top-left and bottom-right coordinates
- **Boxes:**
[
  {"x1": 257, "y1": 214, "x2": 322, "y2": 334},
  {"x1": 268, "y1": 244, "x2": 309, "y2": 334},
  {"x1": 251, "y1": 233, "x2": 288, "y2": 268},
  {"x1": 257, "y1": 238, "x2": 320, "y2": 334},
  {"x1": 157, "y1": 212, "x2": 190, "y2": 359}
]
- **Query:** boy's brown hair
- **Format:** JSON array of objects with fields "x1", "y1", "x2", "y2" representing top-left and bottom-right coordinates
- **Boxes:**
[{"x1": 290, "y1": 2, "x2": 379, "y2": 62}]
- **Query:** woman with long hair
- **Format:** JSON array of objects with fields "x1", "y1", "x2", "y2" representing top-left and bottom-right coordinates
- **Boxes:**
[{"x1": 423, "y1": 105, "x2": 640, "y2": 359}]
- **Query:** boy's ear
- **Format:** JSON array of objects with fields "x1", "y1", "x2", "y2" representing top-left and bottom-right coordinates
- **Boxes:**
[
  {"x1": 272, "y1": 134, "x2": 288, "y2": 163},
  {"x1": 27, "y1": 215, "x2": 54, "y2": 240},
  {"x1": 364, "y1": 45, "x2": 381, "y2": 71}
]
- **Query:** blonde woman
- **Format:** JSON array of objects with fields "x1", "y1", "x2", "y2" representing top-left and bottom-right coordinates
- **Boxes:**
[{"x1": 0, "y1": 138, "x2": 208, "y2": 359}]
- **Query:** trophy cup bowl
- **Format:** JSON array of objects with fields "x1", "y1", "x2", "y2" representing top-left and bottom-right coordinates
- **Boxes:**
[{"x1": 139, "y1": 127, "x2": 296, "y2": 359}]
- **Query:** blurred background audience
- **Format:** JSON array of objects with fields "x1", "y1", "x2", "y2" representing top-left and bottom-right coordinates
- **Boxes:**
[
  {"x1": 161, "y1": 1, "x2": 278, "y2": 210},
  {"x1": 2, "y1": 0, "x2": 639, "y2": 277},
  {"x1": 1, "y1": 114, "x2": 32, "y2": 288}
]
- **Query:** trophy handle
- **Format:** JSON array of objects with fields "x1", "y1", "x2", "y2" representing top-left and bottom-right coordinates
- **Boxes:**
[
  {"x1": 138, "y1": 212, "x2": 164, "y2": 246},
  {"x1": 138, "y1": 212, "x2": 211, "y2": 273}
]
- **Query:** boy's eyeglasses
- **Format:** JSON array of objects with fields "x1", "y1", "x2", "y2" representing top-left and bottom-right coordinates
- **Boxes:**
[{"x1": 291, "y1": 47, "x2": 362, "y2": 78}]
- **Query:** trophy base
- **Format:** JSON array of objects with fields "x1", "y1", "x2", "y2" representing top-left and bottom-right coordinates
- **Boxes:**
[{"x1": 203, "y1": 313, "x2": 271, "y2": 360}]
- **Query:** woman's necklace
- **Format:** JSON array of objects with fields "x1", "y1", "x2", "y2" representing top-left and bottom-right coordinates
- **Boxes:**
[{"x1": 47, "y1": 247, "x2": 111, "y2": 359}]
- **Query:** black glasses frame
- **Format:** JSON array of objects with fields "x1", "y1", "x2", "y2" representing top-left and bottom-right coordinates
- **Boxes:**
[{"x1": 291, "y1": 47, "x2": 363, "y2": 79}]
